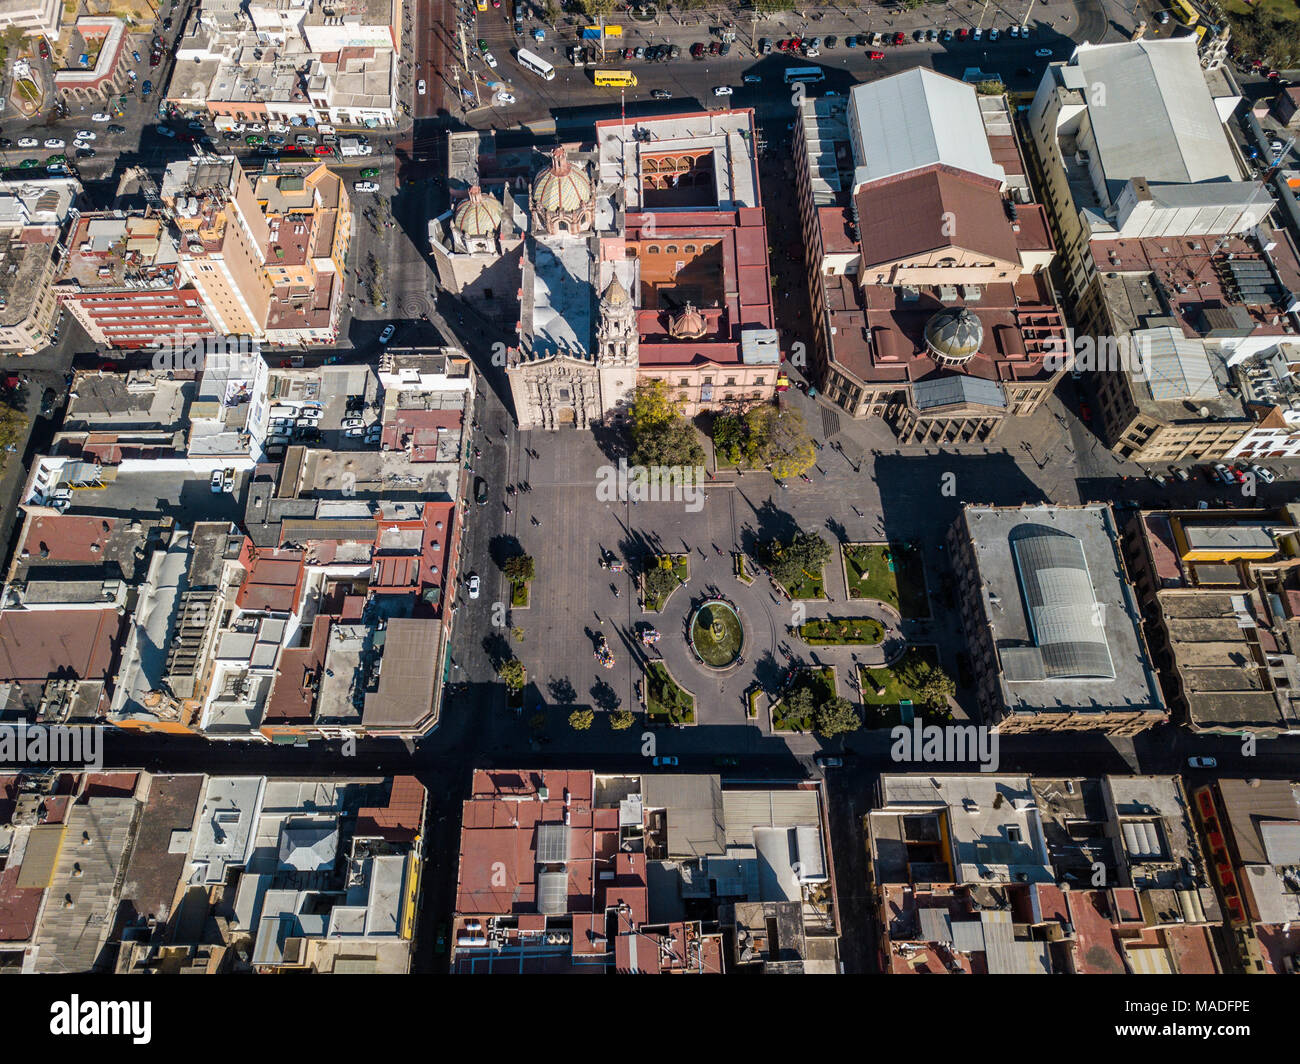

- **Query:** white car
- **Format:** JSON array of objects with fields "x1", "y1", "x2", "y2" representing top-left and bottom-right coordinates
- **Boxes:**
[
  {"x1": 210, "y1": 470, "x2": 223, "y2": 493},
  {"x1": 988, "y1": 27, "x2": 1000, "y2": 40},
  {"x1": 1252, "y1": 464, "x2": 1277, "y2": 484},
  {"x1": 127, "y1": 69, "x2": 137, "y2": 80},
  {"x1": 43, "y1": 138, "x2": 65, "y2": 149},
  {"x1": 483, "y1": 51, "x2": 498, "y2": 68},
  {"x1": 804, "y1": 47, "x2": 819, "y2": 57},
  {"x1": 1034, "y1": 47, "x2": 1052, "y2": 57},
  {"x1": 353, "y1": 181, "x2": 379, "y2": 193},
  {"x1": 418, "y1": 79, "x2": 427, "y2": 95},
  {"x1": 342, "y1": 418, "x2": 365, "y2": 429},
  {"x1": 1187, "y1": 756, "x2": 1217, "y2": 769},
  {"x1": 713, "y1": 85, "x2": 733, "y2": 96},
  {"x1": 17, "y1": 137, "x2": 37, "y2": 148},
  {"x1": 223, "y1": 468, "x2": 235, "y2": 493},
  {"x1": 345, "y1": 426, "x2": 364, "y2": 437},
  {"x1": 379, "y1": 324, "x2": 395, "y2": 343},
  {"x1": 742, "y1": 74, "x2": 761, "y2": 84},
  {"x1": 497, "y1": 92, "x2": 516, "y2": 104},
  {"x1": 468, "y1": 573, "x2": 481, "y2": 599},
  {"x1": 91, "y1": 112, "x2": 112, "y2": 122},
  {"x1": 75, "y1": 130, "x2": 96, "y2": 140},
  {"x1": 972, "y1": 27, "x2": 982, "y2": 40},
  {"x1": 1214, "y1": 462, "x2": 1236, "y2": 485}
]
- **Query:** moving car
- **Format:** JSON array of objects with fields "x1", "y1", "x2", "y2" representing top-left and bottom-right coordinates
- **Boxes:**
[
  {"x1": 474, "y1": 477, "x2": 488, "y2": 505},
  {"x1": 483, "y1": 51, "x2": 497, "y2": 68},
  {"x1": 869, "y1": 50, "x2": 885, "y2": 59},
  {"x1": 91, "y1": 112, "x2": 112, "y2": 122},
  {"x1": 1187, "y1": 756, "x2": 1217, "y2": 768},
  {"x1": 141, "y1": 80, "x2": 153, "y2": 95},
  {"x1": 1035, "y1": 47, "x2": 1052, "y2": 57},
  {"x1": 497, "y1": 91, "x2": 516, "y2": 104},
  {"x1": 132, "y1": 50, "x2": 142, "y2": 62},
  {"x1": 353, "y1": 181, "x2": 379, "y2": 192},
  {"x1": 18, "y1": 158, "x2": 39, "y2": 169},
  {"x1": 211, "y1": 469, "x2": 224, "y2": 492},
  {"x1": 17, "y1": 137, "x2": 37, "y2": 148},
  {"x1": 378, "y1": 324, "x2": 395, "y2": 343},
  {"x1": 43, "y1": 138, "x2": 65, "y2": 149},
  {"x1": 418, "y1": 79, "x2": 426, "y2": 95},
  {"x1": 651, "y1": 756, "x2": 679, "y2": 767},
  {"x1": 156, "y1": 125, "x2": 177, "y2": 137},
  {"x1": 652, "y1": 88, "x2": 672, "y2": 99},
  {"x1": 359, "y1": 167, "x2": 379, "y2": 178},
  {"x1": 815, "y1": 755, "x2": 843, "y2": 769},
  {"x1": 742, "y1": 73, "x2": 761, "y2": 83},
  {"x1": 713, "y1": 85, "x2": 732, "y2": 96},
  {"x1": 468, "y1": 573, "x2": 481, "y2": 599}
]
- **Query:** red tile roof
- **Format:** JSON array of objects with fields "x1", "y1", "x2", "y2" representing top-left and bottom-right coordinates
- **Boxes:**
[
  {"x1": 0, "y1": 609, "x2": 125, "y2": 684},
  {"x1": 355, "y1": 776, "x2": 426, "y2": 843}
]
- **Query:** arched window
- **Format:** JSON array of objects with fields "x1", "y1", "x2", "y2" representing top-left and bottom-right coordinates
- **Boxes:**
[
  {"x1": 647, "y1": 245, "x2": 660, "y2": 254},
  {"x1": 666, "y1": 244, "x2": 678, "y2": 254},
  {"x1": 684, "y1": 244, "x2": 696, "y2": 254}
]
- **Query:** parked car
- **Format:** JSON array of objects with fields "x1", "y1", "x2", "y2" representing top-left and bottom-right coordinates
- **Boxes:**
[
  {"x1": 141, "y1": 80, "x2": 153, "y2": 95},
  {"x1": 651, "y1": 756, "x2": 679, "y2": 767},
  {"x1": 267, "y1": 134, "x2": 284, "y2": 145},
  {"x1": 359, "y1": 167, "x2": 379, "y2": 178},
  {"x1": 418, "y1": 79, "x2": 426, "y2": 95},
  {"x1": 76, "y1": 147, "x2": 96, "y2": 158},
  {"x1": 378, "y1": 324, "x2": 395, "y2": 343},
  {"x1": 690, "y1": 42, "x2": 705, "y2": 58},
  {"x1": 43, "y1": 138, "x2": 65, "y2": 149},
  {"x1": 758, "y1": 37, "x2": 772, "y2": 53},
  {"x1": 474, "y1": 477, "x2": 488, "y2": 505},
  {"x1": 483, "y1": 51, "x2": 497, "y2": 68},
  {"x1": 40, "y1": 388, "x2": 57, "y2": 418},
  {"x1": 468, "y1": 573, "x2": 481, "y2": 599},
  {"x1": 893, "y1": 31, "x2": 905, "y2": 44},
  {"x1": 132, "y1": 49, "x2": 142, "y2": 62},
  {"x1": 815, "y1": 756, "x2": 843, "y2": 769},
  {"x1": 17, "y1": 137, "x2": 37, "y2": 148},
  {"x1": 845, "y1": 34, "x2": 858, "y2": 47},
  {"x1": 713, "y1": 85, "x2": 733, "y2": 96},
  {"x1": 742, "y1": 73, "x2": 761, "y2": 83},
  {"x1": 156, "y1": 125, "x2": 176, "y2": 138},
  {"x1": 313, "y1": 144, "x2": 332, "y2": 155},
  {"x1": 1214, "y1": 462, "x2": 1236, "y2": 485},
  {"x1": 210, "y1": 469, "x2": 224, "y2": 492},
  {"x1": 651, "y1": 88, "x2": 673, "y2": 99},
  {"x1": 107, "y1": 124, "x2": 126, "y2": 134},
  {"x1": 1170, "y1": 466, "x2": 1191, "y2": 482},
  {"x1": 1035, "y1": 47, "x2": 1052, "y2": 57},
  {"x1": 1157, "y1": 9, "x2": 1170, "y2": 22},
  {"x1": 38, "y1": 37, "x2": 49, "y2": 59},
  {"x1": 353, "y1": 181, "x2": 379, "y2": 192},
  {"x1": 91, "y1": 112, "x2": 112, "y2": 122},
  {"x1": 223, "y1": 468, "x2": 235, "y2": 493},
  {"x1": 18, "y1": 158, "x2": 39, "y2": 169},
  {"x1": 1187, "y1": 756, "x2": 1217, "y2": 768},
  {"x1": 972, "y1": 26, "x2": 983, "y2": 40},
  {"x1": 1252, "y1": 464, "x2": 1277, "y2": 484},
  {"x1": 342, "y1": 418, "x2": 365, "y2": 429},
  {"x1": 988, "y1": 27, "x2": 1000, "y2": 40},
  {"x1": 869, "y1": 50, "x2": 885, "y2": 59}
]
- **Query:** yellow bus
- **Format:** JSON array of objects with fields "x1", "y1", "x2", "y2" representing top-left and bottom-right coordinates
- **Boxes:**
[
  {"x1": 1170, "y1": 0, "x2": 1199, "y2": 26},
  {"x1": 593, "y1": 69, "x2": 637, "y2": 87}
]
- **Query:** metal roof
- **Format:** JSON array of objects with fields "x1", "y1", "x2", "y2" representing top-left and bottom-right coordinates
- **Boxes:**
[
  {"x1": 537, "y1": 870, "x2": 568, "y2": 915},
  {"x1": 912, "y1": 374, "x2": 1008, "y2": 411},
  {"x1": 1010, "y1": 524, "x2": 1116, "y2": 680},
  {"x1": 848, "y1": 68, "x2": 1005, "y2": 190},
  {"x1": 536, "y1": 822, "x2": 569, "y2": 864},
  {"x1": 1137, "y1": 327, "x2": 1219, "y2": 403}
]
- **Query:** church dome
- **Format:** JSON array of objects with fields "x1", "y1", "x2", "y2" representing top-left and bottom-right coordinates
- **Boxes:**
[
  {"x1": 533, "y1": 145, "x2": 592, "y2": 214},
  {"x1": 924, "y1": 306, "x2": 983, "y2": 365},
  {"x1": 601, "y1": 275, "x2": 631, "y2": 307},
  {"x1": 668, "y1": 302, "x2": 707, "y2": 340},
  {"x1": 453, "y1": 185, "x2": 502, "y2": 238}
]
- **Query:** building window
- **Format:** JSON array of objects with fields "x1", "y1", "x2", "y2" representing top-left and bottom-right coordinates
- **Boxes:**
[
  {"x1": 647, "y1": 245, "x2": 660, "y2": 254},
  {"x1": 679, "y1": 377, "x2": 690, "y2": 386},
  {"x1": 754, "y1": 377, "x2": 765, "y2": 386},
  {"x1": 725, "y1": 377, "x2": 736, "y2": 386},
  {"x1": 666, "y1": 244, "x2": 678, "y2": 254},
  {"x1": 702, "y1": 376, "x2": 713, "y2": 385},
  {"x1": 684, "y1": 244, "x2": 696, "y2": 253}
]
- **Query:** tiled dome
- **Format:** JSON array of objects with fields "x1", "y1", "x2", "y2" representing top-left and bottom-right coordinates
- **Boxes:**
[
  {"x1": 924, "y1": 306, "x2": 983, "y2": 364},
  {"x1": 533, "y1": 145, "x2": 591, "y2": 214},
  {"x1": 453, "y1": 185, "x2": 502, "y2": 238}
]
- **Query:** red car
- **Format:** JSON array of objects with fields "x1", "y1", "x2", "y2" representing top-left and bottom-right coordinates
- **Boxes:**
[
  {"x1": 1079, "y1": 402, "x2": 1092, "y2": 422},
  {"x1": 869, "y1": 50, "x2": 885, "y2": 59},
  {"x1": 691, "y1": 42, "x2": 705, "y2": 57},
  {"x1": 893, "y1": 31, "x2": 904, "y2": 44},
  {"x1": 622, "y1": 46, "x2": 633, "y2": 59},
  {"x1": 313, "y1": 144, "x2": 332, "y2": 155},
  {"x1": 777, "y1": 39, "x2": 789, "y2": 50},
  {"x1": 37, "y1": 37, "x2": 49, "y2": 60},
  {"x1": 791, "y1": 36, "x2": 802, "y2": 50},
  {"x1": 956, "y1": 27, "x2": 967, "y2": 39}
]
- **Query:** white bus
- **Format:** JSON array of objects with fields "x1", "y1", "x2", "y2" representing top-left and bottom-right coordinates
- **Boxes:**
[
  {"x1": 783, "y1": 66, "x2": 825, "y2": 84},
  {"x1": 516, "y1": 48, "x2": 555, "y2": 81}
]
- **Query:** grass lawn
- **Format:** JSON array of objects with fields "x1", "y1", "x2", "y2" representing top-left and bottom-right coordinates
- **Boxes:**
[
  {"x1": 645, "y1": 661, "x2": 695, "y2": 724},
  {"x1": 843, "y1": 543, "x2": 929, "y2": 618},
  {"x1": 779, "y1": 565, "x2": 825, "y2": 600},
  {"x1": 510, "y1": 579, "x2": 530, "y2": 608},
  {"x1": 773, "y1": 666, "x2": 835, "y2": 732},
  {"x1": 858, "y1": 646, "x2": 952, "y2": 729},
  {"x1": 796, "y1": 616, "x2": 883, "y2": 646},
  {"x1": 746, "y1": 684, "x2": 762, "y2": 719}
]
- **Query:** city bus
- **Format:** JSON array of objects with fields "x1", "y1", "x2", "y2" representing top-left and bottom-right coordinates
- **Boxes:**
[
  {"x1": 783, "y1": 66, "x2": 825, "y2": 84},
  {"x1": 516, "y1": 48, "x2": 556, "y2": 81},
  {"x1": 593, "y1": 69, "x2": 637, "y2": 87}
]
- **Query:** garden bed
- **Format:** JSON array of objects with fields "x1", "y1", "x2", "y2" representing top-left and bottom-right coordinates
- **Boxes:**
[
  {"x1": 510, "y1": 578, "x2": 530, "y2": 609},
  {"x1": 858, "y1": 646, "x2": 952, "y2": 729},
  {"x1": 796, "y1": 617, "x2": 883, "y2": 646},
  {"x1": 772, "y1": 666, "x2": 836, "y2": 732},
  {"x1": 645, "y1": 661, "x2": 695, "y2": 724}
]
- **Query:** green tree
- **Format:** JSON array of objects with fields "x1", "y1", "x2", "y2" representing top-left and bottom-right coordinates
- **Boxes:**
[
  {"x1": 503, "y1": 553, "x2": 535, "y2": 583},
  {"x1": 628, "y1": 379, "x2": 705, "y2": 467},
  {"x1": 782, "y1": 685, "x2": 815, "y2": 725},
  {"x1": 763, "y1": 529, "x2": 830, "y2": 590},
  {"x1": 912, "y1": 664, "x2": 956, "y2": 711},
  {"x1": 609, "y1": 709, "x2": 635, "y2": 730},
  {"x1": 568, "y1": 708, "x2": 595, "y2": 730},
  {"x1": 748, "y1": 404, "x2": 816, "y2": 479},
  {"x1": 497, "y1": 657, "x2": 526, "y2": 693},
  {"x1": 510, "y1": 626, "x2": 525, "y2": 642},
  {"x1": 814, "y1": 695, "x2": 860, "y2": 738},
  {"x1": 643, "y1": 565, "x2": 680, "y2": 603},
  {"x1": 713, "y1": 413, "x2": 745, "y2": 465}
]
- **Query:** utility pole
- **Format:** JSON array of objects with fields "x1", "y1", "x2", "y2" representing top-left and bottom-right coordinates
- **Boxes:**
[
  {"x1": 598, "y1": 12, "x2": 606, "y2": 62},
  {"x1": 750, "y1": 8, "x2": 758, "y2": 54},
  {"x1": 1021, "y1": 0, "x2": 1035, "y2": 30}
]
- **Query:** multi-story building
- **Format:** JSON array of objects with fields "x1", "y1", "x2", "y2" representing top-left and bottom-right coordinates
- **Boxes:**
[
  {"x1": 1028, "y1": 38, "x2": 1300, "y2": 463},
  {"x1": 868, "y1": 774, "x2": 1222, "y2": 974},
  {"x1": 0, "y1": 0, "x2": 61, "y2": 38},
  {"x1": 1120, "y1": 504, "x2": 1300, "y2": 735},
  {"x1": 55, "y1": 212, "x2": 219, "y2": 349},
  {"x1": 451, "y1": 769, "x2": 840, "y2": 973},
  {"x1": 792, "y1": 70, "x2": 1064, "y2": 442},
  {"x1": 506, "y1": 110, "x2": 781, "y2": 429},
  {"x1": 0, "y1": 177, "x2": 80, "y2": 354},
  {"x1": 0, "y1": 769, "x2": 426, "y2": 973},
  {"x1": 948, "y1": 503, "x2": 1166, "y2": 735},
  {"x1": 1191, "y1": 777, "x2": 1300, "y2": 973},
  {"x1": 160, "y1": 154, "x2": 350, "y2": 346}
]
